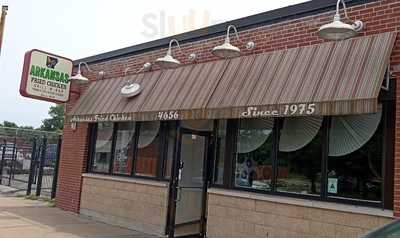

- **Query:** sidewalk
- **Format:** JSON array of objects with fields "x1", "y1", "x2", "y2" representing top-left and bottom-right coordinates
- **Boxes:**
[
  {"x1": 0, "y1": 195, "x2": 158, "y2": 238},
  {"x1": 0, "y1": 184, "x2": 19, "y2": 194}
]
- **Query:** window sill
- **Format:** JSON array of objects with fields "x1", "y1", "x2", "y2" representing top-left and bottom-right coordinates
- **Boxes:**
[
  {"x1": 82, "y1": 173, "x2": 169, "y2": 188},
  {"x1": 208, "y1": 188, "x2": 394, "y2": 218}
]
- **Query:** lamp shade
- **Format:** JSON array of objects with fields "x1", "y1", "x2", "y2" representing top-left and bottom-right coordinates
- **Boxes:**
[
  {"x1": 155, "y1": 39, "x2": 182, "y2": 69},
  {"x1": 318, "y1": 0, "x2": 364, "y2": 41},
  {"x1": 212, "y1": 41, "x2": 241, "y2": 58},
  {"x1": 120, "y1": 83, "x2": 142, "y2": 98},
  {"x1": 212, "y1": 25, "x2": 244, "y2": 59},
  {"x1": 69, "y1": 71, "x2": 89, "y2": 84},
  {"x1": 318, "y1": 20, "x2": 358, "y2": 41},
  {"x1": 69, "y1": 62, "x2": 91, "y2": 84},
  {"x1": 155, "y1": 54, "x2": 181, "y2": 69}
]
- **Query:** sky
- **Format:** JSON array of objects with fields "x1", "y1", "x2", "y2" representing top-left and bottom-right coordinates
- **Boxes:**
[{"x1": 0, "y1": 0, "x2": 308, "y2": 128}]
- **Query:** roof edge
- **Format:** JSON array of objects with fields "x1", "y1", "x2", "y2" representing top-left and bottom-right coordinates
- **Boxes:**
[{"x1": 74, "y1": 0, "x2": 377, "y2": 65}]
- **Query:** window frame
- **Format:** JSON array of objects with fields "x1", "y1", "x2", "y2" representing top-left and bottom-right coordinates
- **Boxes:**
[
  {"x1": 211, "y1": 120, "x2": 228, "y2": 187},
  {"x1": 216, "y1": 99, "x2": 394, "y2": 209},
  {"x1": 85, "y1": 96, "x2": 394, "y2": 208},
  {"x1": 87, "y1": 121, "x2": 172, "y2": 182},
  {"x1": 87, "y1": 122, "x2": 115, "y2": 175}
]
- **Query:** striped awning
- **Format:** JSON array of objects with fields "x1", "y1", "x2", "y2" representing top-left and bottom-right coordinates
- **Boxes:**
[{"x1": 68, "y1": 32, "x2": 396, "y2": 123}]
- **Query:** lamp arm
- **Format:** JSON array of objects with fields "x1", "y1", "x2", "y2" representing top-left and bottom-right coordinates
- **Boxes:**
[
  {"x1": 78, "y1": 62, "x2": 91, "y2": 72},
  {"x1": 168, "y1": 39, "x2": 181, "y2": 56},
  {"x1": 336, "y1": 0, "x2": 350, "y2": 20},
  {"x1": 125, "y1": 66, "x2": 146, "y2": 76},
  {"x1": 226, "y1": 25, "x2": 240, "y2": 43}
]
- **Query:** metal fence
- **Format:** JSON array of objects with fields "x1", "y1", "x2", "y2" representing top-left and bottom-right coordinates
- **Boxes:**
[{"x1": 0, "y1": 126, "x2": 61, "y2": 198}]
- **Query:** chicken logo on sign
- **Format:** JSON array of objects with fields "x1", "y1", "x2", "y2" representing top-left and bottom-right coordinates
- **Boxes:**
[{"x1": 46, "y1": 56, "x2": 58, "y2": 69}]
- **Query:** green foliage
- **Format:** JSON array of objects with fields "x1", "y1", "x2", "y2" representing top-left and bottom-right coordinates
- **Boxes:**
[
  {"x1": 2, "y1": 121, "x2": 18, "y2": 128},
  {"x1": 25, "y1": 194, "x2": 38, "y2": 200},
  {"x1": 0, "y1": 104, "x2": 62, "y2": 145},
  {"x1": 40, "y1": 104, "x2": 65, "y2": 132}
]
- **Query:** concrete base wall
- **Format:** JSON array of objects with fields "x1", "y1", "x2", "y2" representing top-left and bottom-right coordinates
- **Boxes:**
[
  {"x1": 207, "y1": 189, "x2": 394, "y2": 238},
  {"x1": 79, "y1": 174, "x2": 169, "y2": 237},
  {"x1": 78, "y1": 175, "x2": 394, "y2": 238}
]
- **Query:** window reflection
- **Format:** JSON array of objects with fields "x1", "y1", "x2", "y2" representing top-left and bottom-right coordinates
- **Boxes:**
[
  {"x1": 135, "y1": 121, "x2": 160, "y2": 177},
  {"x1": 235, "y1": 119, "x2": 274, "y2": 190},
  {"x1": 277, "y1": 117, "x2": 323, "y2": 195},
  {"x1": 92, "y1": 122, "x2": 114, "y2": 173},
  {"x1": 113, "y1": 122, "x2": 135, "y2": 175},
  {"x1": 328, "y1": 110, "x2": 383, "y2": 202}
]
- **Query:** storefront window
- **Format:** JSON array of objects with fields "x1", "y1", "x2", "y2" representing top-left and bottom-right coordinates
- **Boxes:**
[
  {"x1": 214, "y1": 120, "x2": 227, "y2": 185},
  {"x1": 135, "y1": 121, "x2": 160, "y2": 177},
  {"x1": 277, "y1": 117, "x2": 323, "y2": 195},
  {"x1": 235, "y1": 119, "x2": 274, "y2": 191},
  {"x1": 92, "y1": 122, "x2": 114, "y2": 173},
  {"x1": 327, "y1": 110, "x2": 383, "y2": 202},
  {"x1": 113, "y1": 122, "x2": 135, "y2": 175}
]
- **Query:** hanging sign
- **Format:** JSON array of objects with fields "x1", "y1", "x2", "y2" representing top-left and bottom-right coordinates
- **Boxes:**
[{"x1": 20, "y1": 49, "x2": 73, "y2": 103}]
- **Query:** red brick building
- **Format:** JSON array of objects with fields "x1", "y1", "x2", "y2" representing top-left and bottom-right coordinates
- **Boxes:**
[{"x1": 56, "y1": 0, "x2": 400, "y2": 237}]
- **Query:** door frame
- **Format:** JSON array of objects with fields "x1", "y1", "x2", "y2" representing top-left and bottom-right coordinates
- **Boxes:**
[{"x1": 167, "y1": 125, "x2": 214, "y2": 238}]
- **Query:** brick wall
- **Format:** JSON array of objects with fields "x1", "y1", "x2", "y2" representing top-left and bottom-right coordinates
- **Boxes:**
[
  {"x1": 57, "y1": 0, "x2": 400, "y2": 215},
  {"x1": 78, "y1": 0, "x2": 400, "y2": 81},
  {"x1": 207, "y1": 190, "x2": 393, "y2": 238},
  {"x1": 55, "y1": 114, "x2": 89, "y2": 213},
  {"x1": 80, "y1": 174, "x2": 169, "y2": 236}
]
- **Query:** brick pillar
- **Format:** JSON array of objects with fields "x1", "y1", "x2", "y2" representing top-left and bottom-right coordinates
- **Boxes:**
[
  {"x1": 392, "y1": 30, "x2": 400, "y2": 217},
  {"x1": 55, "y1": 85, "x2": 90, "y2": 213},
  {"x1": 55, "y1": 122, "x2": 89, "y2": 213},
  {"x1": 394, "y1": 73, "x2": 400, "y2": 217}
]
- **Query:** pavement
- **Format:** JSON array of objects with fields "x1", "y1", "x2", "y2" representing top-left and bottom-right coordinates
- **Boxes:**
[
  {"x1": 0, "y1": 184, "x2": 19, "y2": 194},
  {"x1": 0, "y1": 195, "x2": 159, "y2": 238}
]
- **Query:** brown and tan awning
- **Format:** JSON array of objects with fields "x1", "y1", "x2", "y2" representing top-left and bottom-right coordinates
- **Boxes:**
[{"x1": 68, "y1": 32, "x2": 396, "y2": 123}]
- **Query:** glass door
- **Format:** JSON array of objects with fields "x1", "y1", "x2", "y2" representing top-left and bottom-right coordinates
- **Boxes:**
[{"x1": 168, "y1": 130, "x2": 211, "y2": 238}]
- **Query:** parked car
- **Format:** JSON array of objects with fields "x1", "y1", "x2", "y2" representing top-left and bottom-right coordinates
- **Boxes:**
[{"x1": 363, "y1": 220, "x2": 400, "y2": 238}]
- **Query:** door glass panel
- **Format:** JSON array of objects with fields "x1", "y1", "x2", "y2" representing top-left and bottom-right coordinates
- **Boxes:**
[{"x1": 175, "y1": 134, "x2": 205, "y2": 230}]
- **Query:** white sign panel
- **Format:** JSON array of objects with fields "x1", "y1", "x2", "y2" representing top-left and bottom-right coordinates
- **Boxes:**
[{"x1": 20, "y1": 49, "x2": 73, "y2": 103}]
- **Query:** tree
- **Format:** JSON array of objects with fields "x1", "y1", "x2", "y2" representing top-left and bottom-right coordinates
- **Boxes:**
[
  {"x1": 40, "y1": 104, "x2": 65, "y2": 132},
  {"x1": 2, "y1": 121, "x2": 18, "y2": 128}
]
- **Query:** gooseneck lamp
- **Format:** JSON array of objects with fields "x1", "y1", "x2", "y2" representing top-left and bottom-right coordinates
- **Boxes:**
[
  {"x1": 318, "y1": 0, "x2": 364, "y2": 41},
  {"x1": 212, "y1": 25, "x2": 255, "y2": 59},
  {"x1": 155, "y1": 39, "x2": 182, "y2": 69},
  {"x1": 69, "y1": 62, "x2": 91, "y2": 84},
  {"x1": 120, "y1": 63, "x2": 152, "y2": 98}
]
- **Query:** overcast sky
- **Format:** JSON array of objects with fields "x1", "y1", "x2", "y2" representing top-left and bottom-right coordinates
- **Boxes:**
[{"x1": 0, "y1": 0, "x2": 308, "y2": 128}]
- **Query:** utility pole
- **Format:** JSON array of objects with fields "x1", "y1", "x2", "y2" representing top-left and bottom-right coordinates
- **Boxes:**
[{"x1": 0, "y1": 6, "x2": 8, "y2": 56}]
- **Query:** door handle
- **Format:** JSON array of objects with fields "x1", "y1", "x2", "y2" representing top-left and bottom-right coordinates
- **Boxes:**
[{"x1": 175, "y1": 187, "x2": 182, "y2": 202}]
